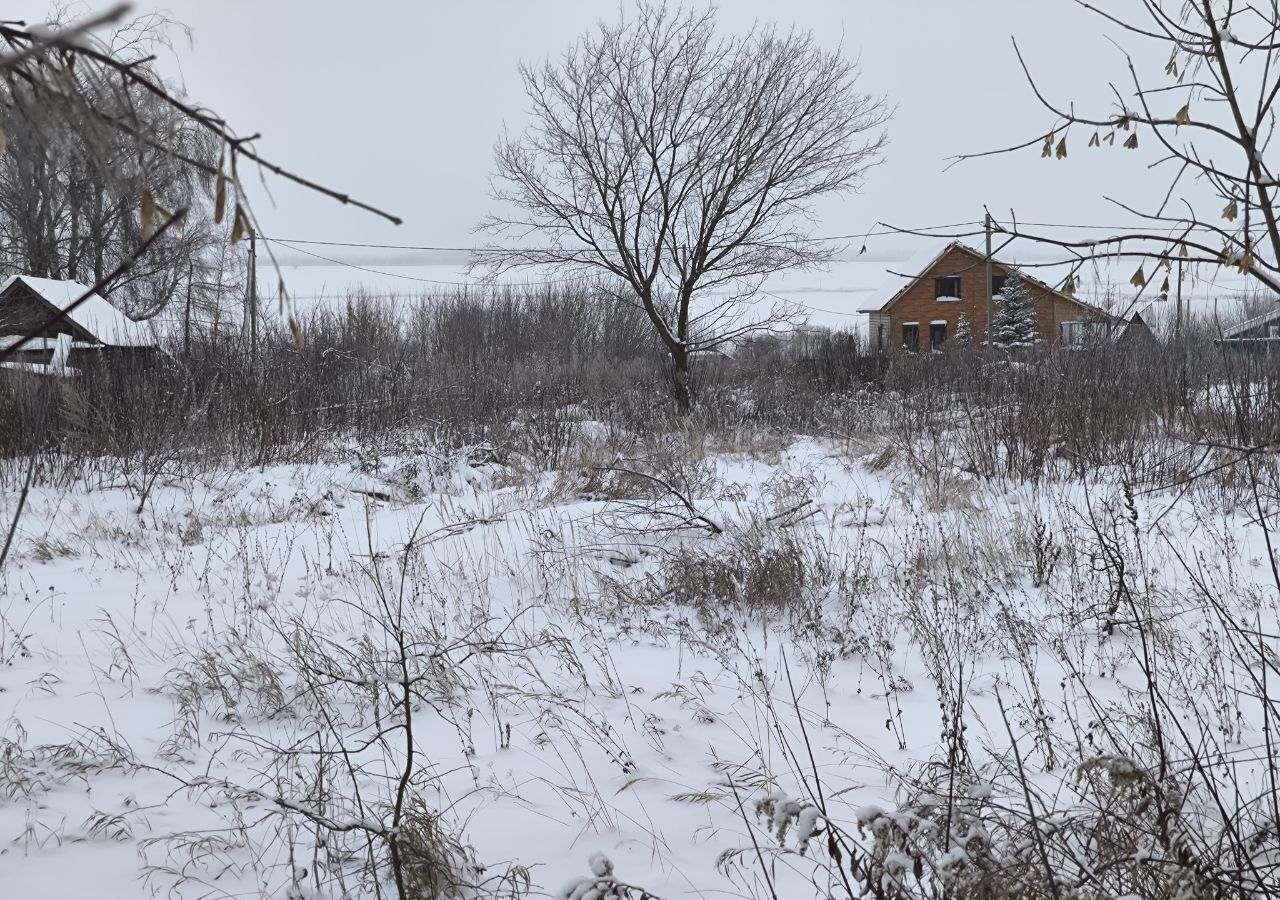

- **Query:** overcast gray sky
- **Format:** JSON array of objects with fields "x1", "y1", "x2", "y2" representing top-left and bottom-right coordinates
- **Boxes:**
[{"x1": 15, "y1": 1, "x2": 1165, "y2": 257}]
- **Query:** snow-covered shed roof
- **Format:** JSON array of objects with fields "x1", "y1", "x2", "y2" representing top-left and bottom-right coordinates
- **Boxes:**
[
  {"x1": 0, "y1": 275, "x2": 156, "y2": 347},
  {"x1": 1219, "y1": 304, "x2": 1280, "y2": 339},
  {"x1": 1132, "y1": 294, "x2": 1276, "y2": 338}
]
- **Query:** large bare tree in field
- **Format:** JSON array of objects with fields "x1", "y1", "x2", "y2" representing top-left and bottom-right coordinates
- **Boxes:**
[
  {"x1": 479, "y1": 2, "x2": 889, "y2": 412},
  {"x1": 960, "y1": 1, "x2": 1280, "y2": 299}
]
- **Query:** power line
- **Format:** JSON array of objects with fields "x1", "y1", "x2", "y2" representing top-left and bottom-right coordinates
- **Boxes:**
[
  {"x1": 260, "y1": 219, "x2": 1253, "y2": 255},
  {"x1": 260, "y1": 217, "x2": 1250, "y2": 316},
  {"x1": 272, "y1": 289, "x2": 873, "y2": 318},
  {"x1": 263, "y1": 238, "x2": 577, "y2": 287},
  {"x1": 999, "y1": 220, "x2": 1229, "y2": 232},
  {"x1": 259, "y1": 221, "x2": 986, "y2": 254},
  {"x1": 759, "y1": 288, "x2": 864, "y2": 319},
  {"x1": 264, "y1": 238, "x2": 491, "y2": 252}
]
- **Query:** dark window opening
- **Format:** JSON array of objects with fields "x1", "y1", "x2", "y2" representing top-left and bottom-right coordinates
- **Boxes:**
[
  {"x1": 902, "y1": 324, "x2": 919, "y2": 352},
  {"x1": 991, "y1": 274, "x2": 1009, "y2": 297},
  {"x1": 876, "y1": 323, "x2": 885, "y2": 352},
  {"x1": 935, "y1": 276, "x2": 962, "y2": 299},
  {"x1": 930, "y1": 322, "x2": 947, "y2": 350}
]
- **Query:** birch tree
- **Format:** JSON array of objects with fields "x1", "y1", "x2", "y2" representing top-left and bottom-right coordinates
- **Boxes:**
[{"x1": 0, "y1": 4, "x2": 400, "y2": 361}]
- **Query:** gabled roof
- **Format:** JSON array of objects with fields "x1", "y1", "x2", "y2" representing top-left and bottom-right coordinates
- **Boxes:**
[
  {"x1": 0, "y1": 275, "x2": 156, "y2": 347},
  {"x1": 1129, "y1": 294, "x2": 1271, "y2": 337},
  {"x1": 858, "y1": 238, "x2": 959, "y2": 312},
  {"x1": 1114, "y1": 310, "x2": 1159, "y2": 344},
  {"x1": 860, "y1": 240, "x2": 1115, "y2": 320},
  {"x1": 1220, "y1": 306, "x2": 1280, "y2": 338}
]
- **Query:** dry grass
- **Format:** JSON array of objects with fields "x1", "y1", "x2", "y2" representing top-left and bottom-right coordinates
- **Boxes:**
[{"x1": 9, "y1": 305, "x2": 1280, "y2": 900}]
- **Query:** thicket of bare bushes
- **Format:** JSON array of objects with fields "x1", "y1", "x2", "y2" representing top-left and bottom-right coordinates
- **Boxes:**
[
  {"x1": 0, "y1": 283, "x2": 877, "y2": 485},
  {"x1": 5, "y1": 284, "x2": 1280, "y2": 496}
]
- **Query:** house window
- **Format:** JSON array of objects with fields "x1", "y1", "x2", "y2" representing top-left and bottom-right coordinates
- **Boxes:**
[
  {"x1": 876, "y1": 323, "x2": 886, "y2": 352},
  {"x1": 1061, "y1": 321, "x2": 1083, "y2": 346},
  {"x1": 991, "y1": 274, "x2": 1008, "y2": 297},
  {"x1": 934, "y1": 276, "x2": 961, "y2": 300},
  {"x1": 902, "y1": 323, "x2": 920, "y2": 352},
  {"x1": 930, "y1": 322, "x2": 947, "y2": 350}
]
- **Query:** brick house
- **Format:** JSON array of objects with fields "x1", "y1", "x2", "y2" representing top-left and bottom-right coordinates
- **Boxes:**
[{"x1": 860, "y1": 241, "x2": 1115, "y2": 353}]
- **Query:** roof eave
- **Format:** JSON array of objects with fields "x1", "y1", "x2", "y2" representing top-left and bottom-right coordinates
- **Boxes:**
[
  {"x1": 4, "y1": 277, "x2": 101, "y2": 343},
  {"x1": 5, "y1": 275, "x2": 157, "y2": 347},
  {"x1": 874, "y1": 240, "x2": 967, "y2": 314}
]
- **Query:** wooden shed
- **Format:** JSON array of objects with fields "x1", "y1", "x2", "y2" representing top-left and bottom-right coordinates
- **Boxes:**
[{"x1": 0, "y1": 275, "x2": 158, "y2": 374}]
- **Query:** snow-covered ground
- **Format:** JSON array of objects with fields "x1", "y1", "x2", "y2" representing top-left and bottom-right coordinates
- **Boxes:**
[{"x1": 2, "y1": 421, "x2": 1277, "y2": 898}]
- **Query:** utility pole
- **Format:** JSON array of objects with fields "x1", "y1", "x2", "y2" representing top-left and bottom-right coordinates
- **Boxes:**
[
  {"x1": 1174, "y1": 257, "x2": 1183, "y2": 341},
  {"x1": 248, "y1": 231, "x2": 258, "y2": 363},
  {"x1": 184, "y1": 261, "x2": 193, "y2": 360},
  {"x1": 985, "y1": 211, "x2": 994, "y2": 355},
  {"x1": 1179, "y1": 257, "x2": 1191, "y2": 382}
]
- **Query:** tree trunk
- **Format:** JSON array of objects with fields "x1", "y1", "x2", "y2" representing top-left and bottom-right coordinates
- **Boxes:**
[{"x1": 671, "y1": 345, "x2": 691, "y2": 415}]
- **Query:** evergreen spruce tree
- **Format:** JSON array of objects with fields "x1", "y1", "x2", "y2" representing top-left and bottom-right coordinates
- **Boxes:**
[
  {"x1": 991, "y1": 273, "x2": 1038, "y2": 348},
  {"x1": 954, "y1": 312, "x2": 974, "y2": 347}
]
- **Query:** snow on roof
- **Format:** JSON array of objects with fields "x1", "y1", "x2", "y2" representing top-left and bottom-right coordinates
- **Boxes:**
[
  {"x1": 859, "y1": 238, "x2": 960, "y2": 312},
  {"x1": 1, "y1": 275, "x2": 157, "y2": 347},
  {"x1": 0, "y1": 361, "x2": 82, "y2": 377},
  {"x1": 859, "y1": 239, "x2": 1099, "y2": 314},
  {"x1": 1134, "y1": 294, "x2": 1275, "y2": 337},
  {"x1": 1218, "y1": 304, "x2": 1280, "y2": 338},
  {"x1": 0, "y1": 336, "x2": 112, "y2": 351}
]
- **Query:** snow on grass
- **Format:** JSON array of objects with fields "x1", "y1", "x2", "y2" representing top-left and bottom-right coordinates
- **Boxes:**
[{"x1": 0, "y1": 433, "x2": 1277, "y2": 898}]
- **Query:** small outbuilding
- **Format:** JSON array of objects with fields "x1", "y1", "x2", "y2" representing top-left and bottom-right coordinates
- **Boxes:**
[
  {"x1": 1217, "y1": 306, "x2": 1280, "y2": 348},
  {"x1": 1114, "y1": 310, "x2": 1159, "y2": 349},
  {"x1": 0, "y1": 275, "x2": 157, "y2": 374}
]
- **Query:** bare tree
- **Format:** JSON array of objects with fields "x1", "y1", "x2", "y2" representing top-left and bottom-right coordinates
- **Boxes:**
[
  {"x1": 0, "y1": 3, "x2": 398, "y2": 568},
  {"x1": 0, "y1": 3, "x2": 401, "y2": 362},
  {"x1": 0, "y1": 19, "x2": 222, "y2": 318},
  {"x1": 477, "y1": 2, "x2": 889, "y2": 412},
  {"x1": 955, "y1": 1, "x2": 1280, "y2": 298}
]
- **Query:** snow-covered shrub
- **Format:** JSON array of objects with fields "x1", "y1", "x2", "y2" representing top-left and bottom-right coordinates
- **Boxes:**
[
  {"x1": 755, "y1": 789, "x2": 825, "y2": 854},
  {"x1": 163, "y1": 630, "x2": 291, "y2": 747},
  {"x1": 610, "y1": 515, "x2": 876, "y2": 666},
  {"x1": 0, "y1": 721, "x2": 138, "y2": 838},
  {"x1": 555, "y1": 852, "x2": 656, "y2": 900},
  {"x1": 394, "y1": 796, "x2": 492, "y2": 900},
  {"x1": 568, "y1": 462, "x2": 695, "y2": 504},
  {"x1": 656, "y1": 524, "x2": 813, "y2": 616},
  {"x1": 828, "y1": 746, "x2": 1273, "y2": 900},
  {"x1": 368, "y1": 442, "x2": 499, "y2": 500}
]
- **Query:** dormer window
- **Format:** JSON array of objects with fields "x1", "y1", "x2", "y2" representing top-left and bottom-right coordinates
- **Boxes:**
[{"x1": 935, "y1": 276, "x2": 962, "y2": 300}]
